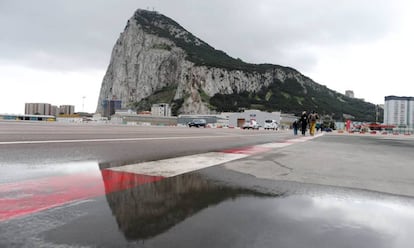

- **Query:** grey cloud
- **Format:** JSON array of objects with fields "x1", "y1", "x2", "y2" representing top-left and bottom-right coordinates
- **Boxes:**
[
  {"x1": 0, "y1": 0, "x2": 141, "y2": 70},
  {"x1": 176, "y1": 0, "x2": 397, "y2": 67},
  {"x1": 0, "y1": 0, "x2": 399, "y2": 72}
]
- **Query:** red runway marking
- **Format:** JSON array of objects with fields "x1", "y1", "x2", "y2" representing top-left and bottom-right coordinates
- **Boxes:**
[
  {"x1": 222, "y1": 146, "x2": 271, "y2": 155},
  {"x1": 0, "y1": 170, "x2": 163, "y2": 222}
]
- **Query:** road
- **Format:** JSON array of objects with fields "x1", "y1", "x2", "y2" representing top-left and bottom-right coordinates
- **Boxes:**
[
  {"x1": 0, "y1": 121, "x2": 291, "y2": 168},
  {"x1": 1, "y1": 121, "x2": 414, "y2": 247},
  {"x1": 224, "y1": 132, "x2": 414, "y2": 197}
]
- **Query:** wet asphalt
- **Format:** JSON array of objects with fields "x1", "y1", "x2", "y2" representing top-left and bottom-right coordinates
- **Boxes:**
[{"x1": 2, "y1": 165, "x2": 414, "y2": 248}]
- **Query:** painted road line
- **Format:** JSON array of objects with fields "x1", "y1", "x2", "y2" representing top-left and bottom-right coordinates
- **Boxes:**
[
  {"x1": 286, "y1": 133, "x2": 324, "y2": 142},
  {"x1": 0, "y1": 170, "x2": 163, "y2": 222},
  {"x1": 255, "y1": 143, "x2": 292, "y2": 148},
  {"x1": 109, "y1": 134, "x2": 325, "y2": 177},
  {"x1": 108, "y1": 134, "x2": 324, "y2": 177},
  {"x1": 109, "y1": 152, "x2": 248, "y2": 177}
]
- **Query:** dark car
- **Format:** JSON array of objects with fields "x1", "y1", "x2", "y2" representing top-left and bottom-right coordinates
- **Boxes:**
[
  {"x1": 188, "y1": 119, "x2": 207, "y2": 128},
  {"x1": 324, "y1": 127, "x2": 333, "y2": 132}
]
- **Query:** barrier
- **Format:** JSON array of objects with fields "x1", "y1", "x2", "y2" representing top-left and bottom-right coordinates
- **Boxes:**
[{"x1": 336, "y1": 130, "x2": 412, "y2": 136}]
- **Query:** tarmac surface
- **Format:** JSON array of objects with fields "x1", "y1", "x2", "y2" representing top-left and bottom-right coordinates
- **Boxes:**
[
  {"x1": 1, "y1": 121, "x2": 414, "y2": 247},
  {"x1": 224, "y1": 133, "x2": 414, "y2": 197}
]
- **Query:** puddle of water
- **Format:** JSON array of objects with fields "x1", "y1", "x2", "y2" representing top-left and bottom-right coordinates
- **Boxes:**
[
  {"x1": 0, "y1": 161, "x2": 165, "y2": 222},
  {"x1": 3, "y1": 160, "x2": 412, "y2": 247},
  {"x1": 0, "y1": 161, "x2": 101, "y2": 183},
  {"x1": 42, "y1": 172, "x2": 414, "y2": 248}
]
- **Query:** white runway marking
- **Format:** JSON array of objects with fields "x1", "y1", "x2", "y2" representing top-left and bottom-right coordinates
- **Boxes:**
[
  {"x1": 256, "y1": 143, "x2": 291, "y2": 148},
  {"x1": 109, "y1": 134, "x2": 324, "y2": 177},
  {"x1": 109, "y1": 152, "x2": 248, "y2": 177}
]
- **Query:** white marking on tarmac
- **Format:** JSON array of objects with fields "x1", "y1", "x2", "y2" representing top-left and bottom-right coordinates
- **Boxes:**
[
  {"x1": 109, "y1": 152, "x2": 248, "y2": 177},
  {"x1": 255, "y1": 143, "x2": 291, "y2": 148},
  {"x1": 109, "y1": 133, "x2": 325, "y2": 177},
  {"x1": 287, "y1": 133, "x2": 324, "y2": 143}
]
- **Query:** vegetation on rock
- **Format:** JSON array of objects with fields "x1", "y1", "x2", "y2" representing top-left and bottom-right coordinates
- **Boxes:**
[{"x1": 131, "y1": 10, "x2": 382, "y2": 121}]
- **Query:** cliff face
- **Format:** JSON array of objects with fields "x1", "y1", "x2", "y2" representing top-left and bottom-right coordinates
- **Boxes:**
[
  {"x1": 97, "y1": 9, "x2": 313, "y2": 114},
  {"x1": 96, "y1": 13, "x2": 188, "y2": 113},
  {"x1": 96, "y1": 9, "x2": 378, "y2": 121}
]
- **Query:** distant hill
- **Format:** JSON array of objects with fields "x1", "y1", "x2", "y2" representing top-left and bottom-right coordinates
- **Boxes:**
[{"x1": 97, "y1": 9, "x2": 381, "y2": 121}]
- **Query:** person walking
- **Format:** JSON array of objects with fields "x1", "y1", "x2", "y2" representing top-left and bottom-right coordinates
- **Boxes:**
[
  {"x1": 299, "y1": 111, "x2": 308, "y2": 136},
  {"x1": 308, "y1": 110, "x2": 319, "y2": 136},
  {"x1": 292, "y1": 119, "x2": 299, "y2": 135}
]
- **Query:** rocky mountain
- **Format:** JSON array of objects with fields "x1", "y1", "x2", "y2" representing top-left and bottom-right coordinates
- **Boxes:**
[{"x1": 96, "y1": 9, "x2": 379, "y2": 121}]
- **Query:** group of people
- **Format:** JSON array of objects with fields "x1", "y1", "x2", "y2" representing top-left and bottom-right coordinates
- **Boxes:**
[{"x1": 292, "y1": 110, "x2": 320, "y2": 136}]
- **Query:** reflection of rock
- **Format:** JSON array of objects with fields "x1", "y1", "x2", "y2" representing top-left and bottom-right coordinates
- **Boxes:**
[{"x1": 103, "y1": 172, "x2": 272, "y2": 240}]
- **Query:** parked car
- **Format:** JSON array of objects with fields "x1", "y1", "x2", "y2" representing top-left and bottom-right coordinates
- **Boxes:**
[
  {"x1": 188, "y1": 119, "x2": 207, "y2": 128},
  {"x1": 264, "y1": 119, "x2": 278, "y2": 130},
  {"x1": 242, "y1": 120, "x2": 260, "y2": 130}
]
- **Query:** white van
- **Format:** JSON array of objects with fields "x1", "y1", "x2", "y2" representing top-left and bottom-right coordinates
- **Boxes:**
[
  {"x1": 264, "y1": 120, "x2": 278, "y2": 130},
  {"x1": 242, "y1": 119, "x2": 260, "y2": 130}
]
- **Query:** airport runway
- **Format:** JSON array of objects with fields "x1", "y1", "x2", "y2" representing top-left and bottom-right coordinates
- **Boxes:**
[
  {"x1": 1, "y1": 121, "x2": 414, "y2": 247},
  {"x1": 0, "y1": 121, "x2": 291, "y2": 169}
]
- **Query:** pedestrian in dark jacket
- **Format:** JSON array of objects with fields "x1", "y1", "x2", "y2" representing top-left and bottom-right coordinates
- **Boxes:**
[
  {"x1": 292, "y1": 119, "x2": 299, "y2": 135},
  {"x1": 299, "y1": 111, "x2": 308, "y2": 136}
]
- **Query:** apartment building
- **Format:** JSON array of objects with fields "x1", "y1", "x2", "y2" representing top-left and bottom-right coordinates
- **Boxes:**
[
  {"x1": 59, "y1": 105, "x2": 75, "y2": 115},
  {"x1": 25, "y1": 103, "x2": 52, "y2": 115},
  {"x1": 384, "y1": 96, "x2": 414, "y2": 128},
  {"x1": 151, "y1": 103, "x2": 171, "y2": 117}
]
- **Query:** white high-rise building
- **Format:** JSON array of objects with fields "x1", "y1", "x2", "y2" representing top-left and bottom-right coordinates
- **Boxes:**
[{"x1": 384, "y1": 96, "x2": 414, "y2": 128}]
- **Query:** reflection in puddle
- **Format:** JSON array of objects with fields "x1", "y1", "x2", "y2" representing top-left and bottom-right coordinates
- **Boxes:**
[
  {"x1": 0, "y1": 161, "x2": 101, "y2": 183},
  {"x1": 104, "y1": 173, "x2": 274, "y2": 240},
  {"x1": 13, "y1": 160, "x2": 411, "y2": 247},
  {"x1": 102, "y1": 172, "x2": 414, "y2": 248}
]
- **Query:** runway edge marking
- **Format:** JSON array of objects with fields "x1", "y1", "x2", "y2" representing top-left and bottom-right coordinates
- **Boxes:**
[
  {"x1": 108, "y1": 133, "x2": 324, "y2": 177},
  {"x1": 0, "y1": 171, "x2": 163, "y2": 222}
]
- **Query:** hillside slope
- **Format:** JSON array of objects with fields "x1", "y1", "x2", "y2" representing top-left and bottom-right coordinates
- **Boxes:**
[{"x1": 96, "y1": 9, "x2": 379, "y2": 121}]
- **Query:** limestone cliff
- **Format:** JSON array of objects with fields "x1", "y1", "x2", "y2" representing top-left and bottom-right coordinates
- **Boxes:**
[{"x1": 96, "y1": 9, "x2": 378, "y2": 121}]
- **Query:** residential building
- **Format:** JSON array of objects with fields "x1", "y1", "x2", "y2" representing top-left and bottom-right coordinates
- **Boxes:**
[
  {"x1": 151, "y1": 103, "x2": 171, "y2": 117},
  {"x1": 51, "y1": 105, "x2": 59, "y2": 116},
  {"x1": 102, "y1": 100, "x2": 122, "y2": 117},
  {"x1": 384, "y1": 96, "x2": 414, "y2": 128},
  {"x1": 25, "y1": 103, "x2": 52, "y2": 115},
  {"x1": 59, "y1": 105, "x2": 75, "y2": 115}
]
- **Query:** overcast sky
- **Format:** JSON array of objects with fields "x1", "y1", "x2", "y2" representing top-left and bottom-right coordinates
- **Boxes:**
[{"x1": 1, "y1": 0, "x2": 413, "y2": 114}]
